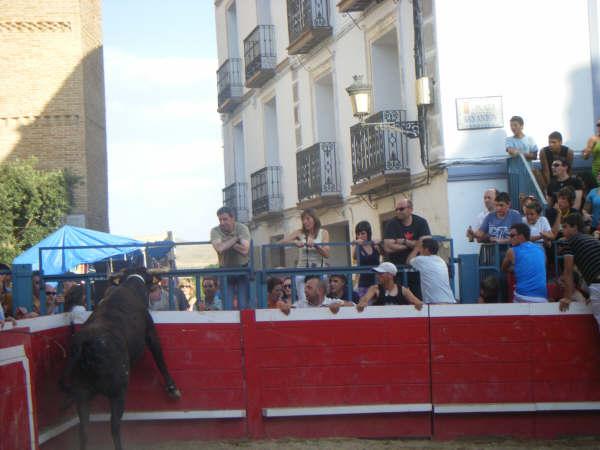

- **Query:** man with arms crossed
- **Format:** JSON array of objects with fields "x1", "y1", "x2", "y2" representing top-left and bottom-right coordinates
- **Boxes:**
[{"x1": 210, "y1": 206, "x2": 251, "y2": 309}]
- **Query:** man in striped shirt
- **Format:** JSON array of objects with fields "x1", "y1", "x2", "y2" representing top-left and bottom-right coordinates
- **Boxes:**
[{"x1": 559, "y1": 214, "x2": 600, "y2": 328}]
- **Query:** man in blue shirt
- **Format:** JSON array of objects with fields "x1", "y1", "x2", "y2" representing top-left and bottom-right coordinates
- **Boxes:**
[
  {"x1": 476, "y1": 192, "x2": 523, "y2": 245},
  {"x1": 505, "y1": 115, "x2": 538, "y2": 161},
  {"x1": 502, "y1": 223, "x2": 547, "y2": 303}
]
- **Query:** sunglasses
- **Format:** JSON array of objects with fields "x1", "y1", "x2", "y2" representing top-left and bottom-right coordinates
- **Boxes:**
[
  {"x1": 45, "y1": 291, "x2": 57, "y2": 295},
  {"x1": 551, "y1": 163, "x2": 562, "y2": 167},
  {"x1": 596, "y1": 123, "x2": 600, "y2": 127},
  {"x1": 395, "y1": 207, "x2": 407, "y2": 212}
]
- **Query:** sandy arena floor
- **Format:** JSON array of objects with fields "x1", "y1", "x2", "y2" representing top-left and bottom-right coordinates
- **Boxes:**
[{"x1": 88, "y1": 436, "x2": 600, "y2": 450}]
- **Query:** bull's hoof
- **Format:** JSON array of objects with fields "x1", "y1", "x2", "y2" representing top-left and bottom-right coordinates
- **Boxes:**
[{"x1": 166, "y1": 384, "x2": 181, "y2": 399}]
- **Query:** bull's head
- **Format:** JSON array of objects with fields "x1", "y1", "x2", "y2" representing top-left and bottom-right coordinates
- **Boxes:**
[{"x1": 109, "y1": 267, "x2": 161, "y2": 287}]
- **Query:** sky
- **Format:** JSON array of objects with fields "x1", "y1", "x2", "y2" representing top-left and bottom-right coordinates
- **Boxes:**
[{"x1": 103, "y1": 1, "x2": 222, "y2": 241}]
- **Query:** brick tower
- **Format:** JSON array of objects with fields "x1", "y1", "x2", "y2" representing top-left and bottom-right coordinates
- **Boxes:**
[{"x1": 0, "y1": 0, "x2": 108, "y2": 230}]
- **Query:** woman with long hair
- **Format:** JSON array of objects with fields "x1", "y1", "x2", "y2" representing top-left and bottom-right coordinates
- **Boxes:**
[
  {"x1": 280, "y1": 208, "x2": 330, "y2": 302},
  {"x1": 352, "y1": 221, "x2": 382, "y2": 298}
]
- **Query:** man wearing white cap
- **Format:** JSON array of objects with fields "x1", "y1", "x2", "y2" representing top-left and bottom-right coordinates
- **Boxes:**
[{"x1": 357, "y1": 262, "x2": 423, "y2": 311}]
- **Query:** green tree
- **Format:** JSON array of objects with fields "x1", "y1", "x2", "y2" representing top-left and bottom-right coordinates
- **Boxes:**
[{"x1": 0, "y1": 158, "x2": 77, "y2": 263}]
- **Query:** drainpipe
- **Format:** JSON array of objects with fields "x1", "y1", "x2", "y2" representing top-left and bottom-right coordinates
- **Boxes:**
[{"x1": 412, "y1": 0, "x2": 430, "y2": 181}]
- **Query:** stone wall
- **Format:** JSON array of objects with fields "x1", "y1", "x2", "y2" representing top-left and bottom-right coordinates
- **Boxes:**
[{"x1": 0, "y1": 0, "x2": 108, "y2": 230}]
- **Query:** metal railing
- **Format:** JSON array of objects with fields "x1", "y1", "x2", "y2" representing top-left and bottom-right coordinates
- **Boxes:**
[
  {"x1": 350, "y1": 110, "x2": 410, "y2": 183},
  {"x1": 217, "y1": 58, "x2": 243, "y2": 109},
  {"x1": 296, "y1": 142, "x2": 341, "y2": 202},
  {"x1": 287, "y1": 0, "x2": 330, "y2": 44},
  {"x1": 223, "y1": 182, "x2": 249, "y2": 223},
  {"x1": 507, "y1": 152, "x2": 547, "y2": 211},
  {"x1": 7, "y1": 239, "x2": 457, "y2": 314},
  {"x1": 243, "y1": 25, "x2": 276, "y2": 83},
  {"x1": 250, "y1": 166, "x2": 282, "y2": 216}
]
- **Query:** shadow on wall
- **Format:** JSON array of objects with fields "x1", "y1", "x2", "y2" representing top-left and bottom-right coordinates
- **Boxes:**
[
  {"x1": 566, "y1": 64, "x2": 596, "y2": 150},
  {"x1": 1, "y1": 47, "x2": 108, "y2": 231},
  {"x1": 565, "y1": 65, "x2": 595, "y2": 188}
]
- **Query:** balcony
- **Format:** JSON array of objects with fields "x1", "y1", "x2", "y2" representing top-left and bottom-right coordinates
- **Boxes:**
[
  {"x1": 337, "y1": 0, "x2": 376, "y2": 13},
  {"x1": 244, "y1": 25, "x2": 276, "y2": 88},
  {"x1": 251, "y1": 166, "x2": 283, "y2": 220},
  {"x1": 350, "y1": 110, "x2": 411, "y2": 195},
  {"x1": 296, "y1": 142, "x2": 342, "y2": 209},
  {"x1": 217, "y1": 58, "x2": 243, "y2": 113},
  {"x1": 287, "y1": 0, "x2": 332, "y2": 55},
  {"x1": 222, "y1": 182, "x2": 249, "y2": 224}
]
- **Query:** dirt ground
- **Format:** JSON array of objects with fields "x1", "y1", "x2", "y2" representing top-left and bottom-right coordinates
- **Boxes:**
[{"x1": 89, "y1": 437, "x2": 600, "y2": 450}]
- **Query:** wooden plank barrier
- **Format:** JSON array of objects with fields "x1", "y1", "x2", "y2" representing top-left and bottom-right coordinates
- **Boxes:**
[
  {"x1": 430, "y1": 303, "x2": 600, "y2": 439},
  {"x1": 1, "y1": 303, "x2": 600, "y2": 448},
  {"x1": 246, "y1": 306, "x2": 432, "y2": 439}
]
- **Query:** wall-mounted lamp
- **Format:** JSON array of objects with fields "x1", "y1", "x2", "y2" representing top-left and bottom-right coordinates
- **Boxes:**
[{"x1": 345, "y1": 75, "x2": 372, "y2": 121}]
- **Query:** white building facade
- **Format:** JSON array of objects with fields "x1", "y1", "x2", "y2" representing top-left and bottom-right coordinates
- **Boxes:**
[{"x1": 214, "y1": 0, "x2": 598, "y2": 268}]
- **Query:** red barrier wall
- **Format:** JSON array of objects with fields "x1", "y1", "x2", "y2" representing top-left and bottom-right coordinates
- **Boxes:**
[
  {"x1": 430, "y1": 303, "x2": 600, "y2": 440},
  {"x1": 2, "y1": 303, "x2": 600, "y2": 449},
  {"x1": 245, "y1": 307, "x2": 431, "y2": 439},
  {"x1": 0, "y1": 332, "x2": 36, "y2": 450}
]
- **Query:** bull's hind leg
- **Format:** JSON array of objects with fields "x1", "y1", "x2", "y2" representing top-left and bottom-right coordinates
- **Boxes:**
[
  {"x1": 76, "y1": 394, "x2": 90, "y2": 450},
  {"x1": 109, "y1": 393, "x2": 126, "y2": 450},
  {"x1": 145, "y1": 311, "x2": 181, "y2": 398}
]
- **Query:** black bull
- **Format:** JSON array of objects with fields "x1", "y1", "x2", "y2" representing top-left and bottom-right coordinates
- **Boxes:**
[{"x1": 60, "y1": 269, "x2": 181, "y2": 450}]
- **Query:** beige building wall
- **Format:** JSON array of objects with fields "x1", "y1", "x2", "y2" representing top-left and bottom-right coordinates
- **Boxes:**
[{"x1": 0, "y1": 0, "x2": 108, "y2": 230}]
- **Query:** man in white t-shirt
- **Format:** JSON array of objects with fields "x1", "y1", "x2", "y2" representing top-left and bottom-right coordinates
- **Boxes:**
[{"x1": 407, "y1": 239, "x2": 456, "y2": 304}]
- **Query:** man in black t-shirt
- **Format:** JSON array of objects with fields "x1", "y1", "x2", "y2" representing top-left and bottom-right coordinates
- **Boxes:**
[
  {"x1": 546, "y1": 157, "x2": 583, "y2": 210},
  {"x1": 559, "y1": 214, "x2": 600, "y2": 330},
  {"x1": 383, "y1": 198, "x2": 432, "y2": 265}
]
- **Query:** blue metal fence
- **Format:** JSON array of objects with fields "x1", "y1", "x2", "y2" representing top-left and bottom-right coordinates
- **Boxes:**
[{"x1": 7, "y1": 238, "x2": 458, "y2": 314}]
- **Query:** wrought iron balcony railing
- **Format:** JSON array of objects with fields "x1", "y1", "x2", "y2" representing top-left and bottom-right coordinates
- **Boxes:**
[
  {"x1": 251, "y1": 166, "x2": 283, "y2": 218},
  {"x1": 350, "y1": 110, "x2": 410, "y2": 189},
  {"x1": 244, "y1": 25, "x2": 276, "y2": 88},
  {"x1": 217, "y1": 58, "x2": 243, "y2": 113},
  {"x1": 296, "y1": 142, "x2": 341, "y2": 205},
  {"x1": 222, "y1": 182, "x2": 249, "y2": 223},
  {"x1": 337, "y1": 0, "x2": 377, "y2": 13},
  {"x1": 287, "y1": 0, "x2": 332, "y2": 54}
]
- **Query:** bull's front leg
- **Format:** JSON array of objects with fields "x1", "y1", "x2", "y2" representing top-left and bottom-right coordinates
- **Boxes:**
[{"x1": 144, "y1": 312, "x2": 181, "y2": 398}]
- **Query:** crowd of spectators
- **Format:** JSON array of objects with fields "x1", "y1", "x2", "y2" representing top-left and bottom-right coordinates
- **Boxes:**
[{"x1": 2, "y1": 117, "x2": 600, "y2": 325}]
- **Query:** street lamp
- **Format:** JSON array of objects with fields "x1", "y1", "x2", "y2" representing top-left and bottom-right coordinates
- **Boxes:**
[
  {"x1": 345, "y1": 75, "x2": 371, "y2": 121},
  {"x1": 345, "y1": 74, "x2": 420, "y2": 139}
]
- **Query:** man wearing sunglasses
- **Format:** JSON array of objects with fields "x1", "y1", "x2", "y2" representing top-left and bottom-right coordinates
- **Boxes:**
[
  {"x1": 383, "y1": 198, "x2": 431, "y2": 266},
  {"x1": 546, "y1": 157, "x2": 583, "y2": 210},
  {"x1": 501, "y1": 223, "x2": 547, "y2": 303},
  {"x1": 539, "y1": 131, "x2": 574, "y2": 186}
]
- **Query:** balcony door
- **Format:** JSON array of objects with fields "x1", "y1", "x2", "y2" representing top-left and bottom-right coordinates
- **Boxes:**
[
  {"x1": 233, "y1": 121, "x2": 246, "y2": 184},
  {"x1": 227, "y1": 2, "x2": 240, "y2": 58},
  {"x1": 371, "y1": 29, "x2": 402, "y2": 112},
  {"x1": 263, "y1": 97, "x2": 279, "y2": 166},
  {"x1": 314, "y1": 73, "x2": 336, "y2": 143}
]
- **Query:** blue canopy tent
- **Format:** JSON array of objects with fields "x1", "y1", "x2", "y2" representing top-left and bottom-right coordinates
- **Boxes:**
[{"x1": 12, "y1": 225, "x2": 146, "y2": 275}]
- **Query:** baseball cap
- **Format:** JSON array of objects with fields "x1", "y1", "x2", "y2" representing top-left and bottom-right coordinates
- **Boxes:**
[{"x1": 372, "y1": 262, "x2": 398, "y2": 275}]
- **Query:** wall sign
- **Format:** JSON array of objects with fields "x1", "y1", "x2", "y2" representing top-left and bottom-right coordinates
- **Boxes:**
[{"x1": 455, "y1": 96, "x2": 503, "y2": 130}]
